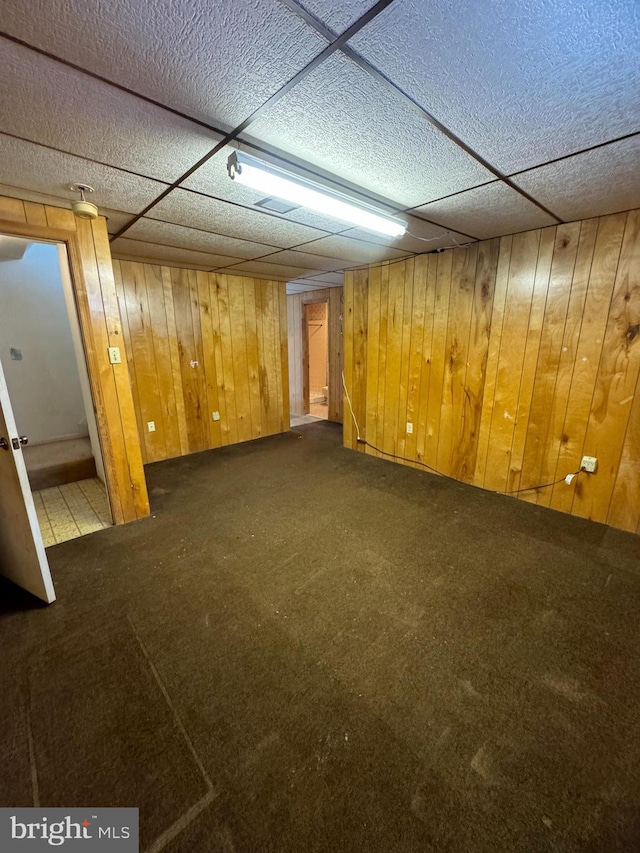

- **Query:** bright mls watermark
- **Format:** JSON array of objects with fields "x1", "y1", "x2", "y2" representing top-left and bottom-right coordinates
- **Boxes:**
[{"x1": 0, "y1": 808, "x2": 138, "y2": 850}]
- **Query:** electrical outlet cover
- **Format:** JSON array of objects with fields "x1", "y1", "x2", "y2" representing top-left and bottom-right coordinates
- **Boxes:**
[
  {"x1": 581, "y1": 455, "x2": 598, "y2": 473},
  {"x1": 212, "y1": 411, "x2": 221, "y2": 421},
  {"x1": 147, "y1": 421, "x2": 156, "y2": 432}
]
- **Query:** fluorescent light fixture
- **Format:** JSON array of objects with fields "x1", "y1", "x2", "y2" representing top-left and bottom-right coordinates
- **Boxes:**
[{"x1": 227, "y1": 151, "x2": 406, "y2": 238}]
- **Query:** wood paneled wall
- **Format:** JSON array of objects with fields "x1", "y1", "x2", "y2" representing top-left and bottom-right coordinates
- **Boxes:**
[
  {"x1": 287, "y1": 287, "x2": 343, "y2": 423},
  {"x1": 0, "y1": 195, "x2": 149, "y2": 524},
  {"x1": 344, "y1": 209, "x2": 640, "y2": 534},
  {"x1": 112, "y1": 261, "x2": 289, "y2": 463}
]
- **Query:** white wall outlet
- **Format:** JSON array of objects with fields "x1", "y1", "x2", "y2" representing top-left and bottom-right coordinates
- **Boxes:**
[
  {"x1": 581, "y1": 455, "x2": 598, "y2": 473},
  {"x1": 108, "y1": 346, "x2": 122, "y2": 364},
  {"x1": 406, "y1": 422, "x2": 414, "y2": 435},
  {"x1": 212, "y1": 411, "x2": 221, "y2": 422},
  {"x1": 147, "y1": 421, "x2": 156, "y2": 433}
]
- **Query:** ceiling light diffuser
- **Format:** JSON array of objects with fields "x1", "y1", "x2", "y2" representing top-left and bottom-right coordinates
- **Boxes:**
[{"x1": 227, "y1": 151, "x2": 406, "y2": 238}]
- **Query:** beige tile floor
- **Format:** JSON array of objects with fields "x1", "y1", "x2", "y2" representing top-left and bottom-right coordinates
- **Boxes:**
[
  {"x1": 290, "y1": 413, "x2": 324, "y2": 428},
  {"x1": 310, "y1": 401, "x2": 328, "y2": 419},
  {"x1": 33, "y1": 478, "x2": 112, "y2": 547}
]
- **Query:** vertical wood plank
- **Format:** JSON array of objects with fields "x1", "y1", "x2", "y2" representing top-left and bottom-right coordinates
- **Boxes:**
[
  {"x1": 405, "y1": 255, "x2": 428, "y2": 467},
  {"x1": 23, "y1": 201, "x2": 48, "y2": 227},
  {"x1": 243, "y1": 278, "x2": 263, "y2": 438},
  {"x1": 396, "y1": 258, "x2": 415, "y2": 461},
  {"x1": 364, "y1": 267, "x2": 381, "y2": 452},
  {"x1": 517, "y1": 224, "x2": 577, "y2": 497},
  {"x1": 270, "y1": 282, "x2": 285, "y2": 434},
  {"x1": 415, "y1": 255, "x2": 438, "y2": 468},
  {"x1": 189, "y1": 269, "x2": 209, "y2": 451},
  {"x1": 172, "y1": 268, "x2": 201, "y2": 454},
  {"x1": 255, "y1": 280, "x2": 271, "y2": 437},
  {"x1": 196, "y1": 270, "x2": 222, "y2": 449},
  {"x1": 216, "y1": 274, "x2": 239, "y2": 445},
  {"x1": 474, "y1": 236, "x2": 513, "y2": 486},
  {"x1": 121, "y1": 261, "x2": 166, "y2": 462},
  {"x1": 44, "y1": 206, "x2": 76, "y2": 231},
  {"x1": 508, "y1": 226, "x2": 558, "y2": 493},
  {"x1": 343, "y1": 271, "x2": 355, "y2": 448},
  {"x1": 263, "y1": 282, "x2": 282, "y2": 436},
  {"x1": 607, "y1": 370, "x2": 640, "y2": 531},
  {"x1": 454, "y1": 239, "x2": 499, "y2": 483},
  {"x1": 352, "y1": 268, "x2": 368, "y2": 452},
  {"x1": 162, "y1": 266, "x2": 190, "y2": 456},
  {"x1": 112, "y1": 260, "x2": 147, "y2": 465},
  {"x1": 424, "y1": 251, "x2": 452, "y2": 470},
  {"x1": 550, "y1": 212, "x2": 627, "y2": 515},
  {"x1": 439, "y1": 246, "x2": 477, "y2": 476},
  {"x1": 483, "y1": 230, "x2": 540, "y2": 492},
  {"x1": 328, "y1": 287, "x2": 343, "y2": 424},
  {"x1": 210, "y1": 274, "x2": 231, "y2": 446},
  {"x1": 375, "y1": 264, "x2": 390, "y2": 456},
  {"x1": 540, "y1": 219, "x2": 598, "y2": 504},
  {"x1": 382, "y1": 261, "x2": 405, "y2": 457},
  {"x1": 572, "y1": 210, "x2": 640, "y2": 523},
  {"x1": 0, "y1": 197, "x2": 27, "y2": 221},
  {"x1": 278, "y1": 283, "x2": 290, "y2": 431}
]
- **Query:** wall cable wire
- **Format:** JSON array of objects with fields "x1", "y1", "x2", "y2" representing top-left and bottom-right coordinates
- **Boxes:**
[{"x1": 342, "y1": 371, "x2": 584, "y2": 495}]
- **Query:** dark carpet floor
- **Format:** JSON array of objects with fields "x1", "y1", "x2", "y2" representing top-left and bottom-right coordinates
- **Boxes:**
[{"x1": 2, "y1": 421, "x2": 640, "y2": 852}]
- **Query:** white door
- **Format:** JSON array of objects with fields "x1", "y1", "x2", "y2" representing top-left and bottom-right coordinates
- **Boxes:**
[{"x1": 0, "y1": 357, "x2": 55, "y2": 603}]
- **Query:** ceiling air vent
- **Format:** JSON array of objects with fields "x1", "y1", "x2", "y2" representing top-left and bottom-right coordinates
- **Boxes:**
[{"x1": 254, "y1": 197, "x2": 300, "y2": 215}]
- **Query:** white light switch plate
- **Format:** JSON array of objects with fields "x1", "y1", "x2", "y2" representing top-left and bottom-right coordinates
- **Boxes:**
[
  {"x1": 108, "y1": 346, "x2": 122, "y2": 364},
  {"x1": 406, "y1": 422, "x2": 413, "y2": 435},
  {"x1": 147, "y1": 421, "x2": 155, "y2": 432}
]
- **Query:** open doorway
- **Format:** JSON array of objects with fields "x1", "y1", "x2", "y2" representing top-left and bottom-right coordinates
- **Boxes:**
[
  {"x1": 0, "y1": 235, "x2": 112, "y2": 547},
  {"x1": 304, "y1": 300, "x2": 329, "y2": 420}
]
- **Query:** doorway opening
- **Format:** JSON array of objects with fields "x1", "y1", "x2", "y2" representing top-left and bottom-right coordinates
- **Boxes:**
[
  {"x1": 0, "y1": 235, "x2": 112, "y2": 547},
  {"x1": 304, "y1": 300, "x2": 329, "y2": 421}
]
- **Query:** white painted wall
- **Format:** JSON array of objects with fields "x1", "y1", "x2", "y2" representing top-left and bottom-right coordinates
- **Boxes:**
[{"x1": 0, "y1": 242, "x2": 89, "y2": 444}]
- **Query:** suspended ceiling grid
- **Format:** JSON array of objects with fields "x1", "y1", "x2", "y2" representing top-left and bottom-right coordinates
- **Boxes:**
[{"x1": 0, "y1": 0, "x2": 638, "y2": 293}]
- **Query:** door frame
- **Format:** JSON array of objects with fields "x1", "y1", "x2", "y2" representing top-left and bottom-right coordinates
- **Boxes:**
[
  {"x1": 301, "y1": 297, "x2": 329, "y2": 416},
  {"x1": 0, "y1": 203, "x2": 149, "y2": 524}
]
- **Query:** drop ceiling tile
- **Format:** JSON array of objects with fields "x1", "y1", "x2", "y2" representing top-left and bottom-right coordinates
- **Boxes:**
[
  {"x1": 110, "y1": 238, "x2": 240, "y2": 270},
  {"x1": 344, "y1": 212, "x2": 476, "y2": 251},
  {"x1": 296, "y1": 235, "x2": 410, "y2": 264},
  {"x1": 219, "y1": 260, "x2": 320, "y2": 280},
  {"x1": 0, "y1": 40, "x2": 220, "y2": 183},
  {"x1": 512, "y1": 136, "x2": 640, "y2": 223},
  {"x1": 233, "y1": 271, "x2": 288, "y2": 284},
  {"x1": 287, "y1": 279, "x2": 329, "y2": 288},
  {"x1": 262, "y1": 250, "x2": 346, "y2": 272},
  {"x1": 111, "y1": 252, "x2": 212, "y2": 272},
  {"x1": 350, "y1": 0, "x2": 640, "y2": 173},
  {"x1": 103, "y1": 210, "x2": 136, "y2": 235},
  {"x1": 0, "y1": 135, "x2": 167, "y2": 213},
  {"x1": 413, "y1": 183, "x2": 557, "y2": 240},
  {"x1": 151, "y1": 189, "x2": 329, "y2": 248},
  {"x1": 303, "y1": 272, "x2": 345, "y2": 286},
  {"x1": 1, "y1": 0, "x2": 327, "y2": 129},
  {"x1": 182, "y1": 144, "x2": 374, "y2": 233},
  {"x1": 246, "y1": 53, "x2": 492, "y2": 207},
  {"x1": 287, "y1": 283, "x2": 327, "y2": 293},
  {"x1": 126, "y1": 218, "x2": 279, "y2": 260},
  {"x1": 299, "y1": 0, "x2": 379, "y2": 33}
]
